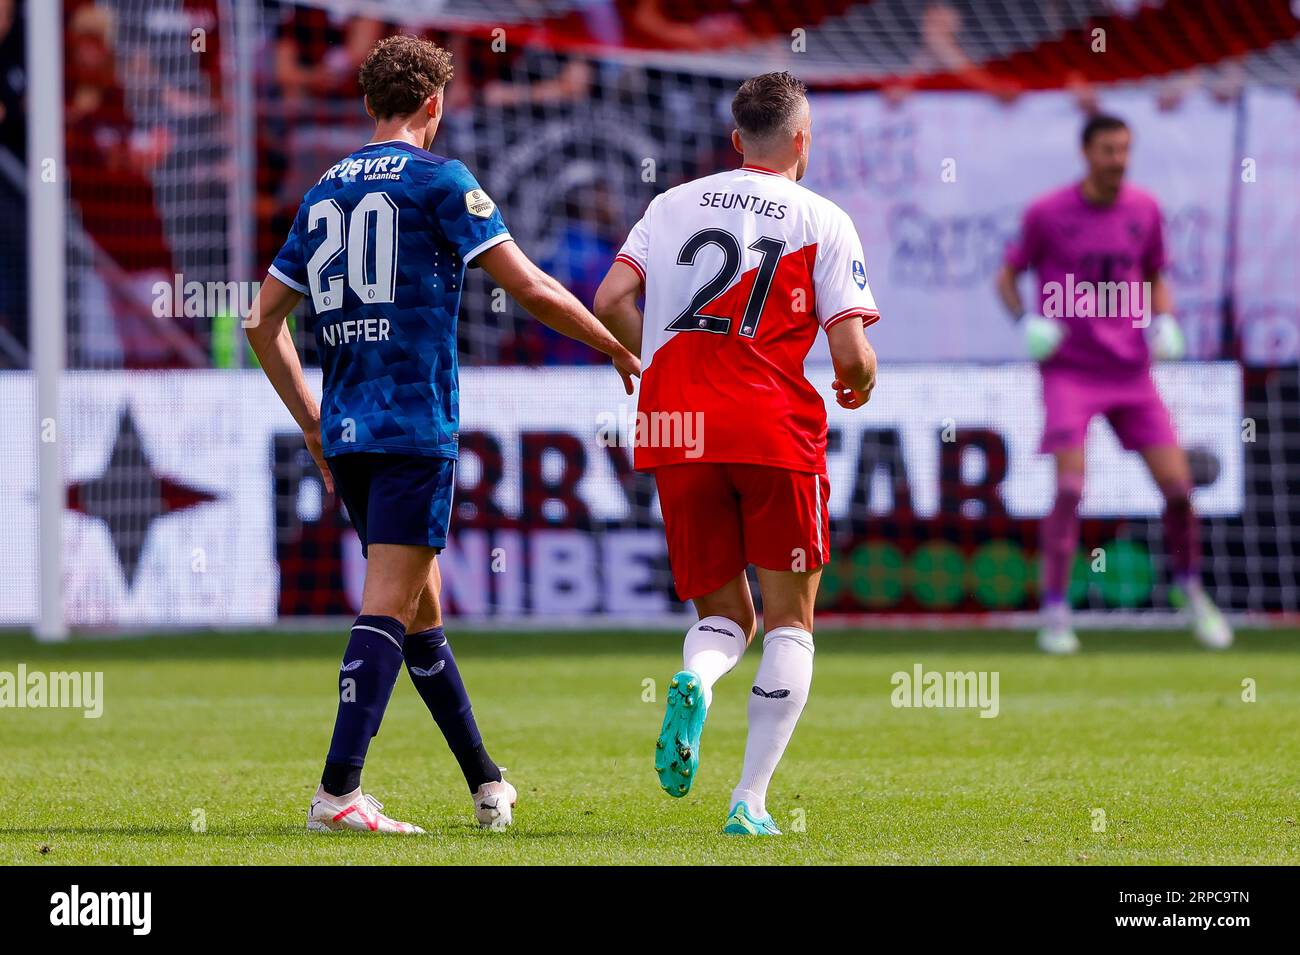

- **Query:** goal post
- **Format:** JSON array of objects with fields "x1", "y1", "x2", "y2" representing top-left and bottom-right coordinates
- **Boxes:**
[{"x1": 29, "y1": 0, "x2": 67, "y2": 642}]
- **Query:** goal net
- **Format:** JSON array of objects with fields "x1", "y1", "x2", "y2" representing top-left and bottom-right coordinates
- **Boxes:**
[{"x1": 6, "y1": 0, "x2": 1298, "y2": 631}]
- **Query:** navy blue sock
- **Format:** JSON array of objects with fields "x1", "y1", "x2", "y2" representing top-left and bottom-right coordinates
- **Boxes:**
[
  {"x1": 404, "y1": 626, "x2": 501, "y2": 792},
  {"x1": 322, "y1": 614, "x2": 406, "y2": 796}
]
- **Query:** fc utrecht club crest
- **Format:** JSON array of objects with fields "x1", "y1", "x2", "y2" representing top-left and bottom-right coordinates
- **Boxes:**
[
  {"x1": 464, "y1": 189, "x2": 496, "y2": 218},
  {"x1": 852, "y1": 260, "x2": 867, "y2": 289}
]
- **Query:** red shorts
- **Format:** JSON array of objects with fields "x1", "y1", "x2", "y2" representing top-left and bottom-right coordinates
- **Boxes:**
[{"x1": 653, "y1": 463, "x2": 830, "y2": 601}]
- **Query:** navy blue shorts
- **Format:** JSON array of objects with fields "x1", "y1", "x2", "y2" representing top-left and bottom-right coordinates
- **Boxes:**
[{"x1": 327, "y1": 452, "x2": 456, "y2": 556}]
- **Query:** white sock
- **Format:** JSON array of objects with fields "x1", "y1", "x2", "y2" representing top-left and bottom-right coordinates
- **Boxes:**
[
  {"x1": 682, "y1": 615, "x2": 746, "y2": 708},
  {"x1": 1043, "y1": 600, "x2": 1070, "y2": 632},
  {"x1": 730, "y1": 627, "x2": 814, "y2": 819}
]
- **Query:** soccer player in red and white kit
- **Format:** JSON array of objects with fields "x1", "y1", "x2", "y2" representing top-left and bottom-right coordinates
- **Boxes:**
[
  {"x1": 594, "y1": 72, "x2": 879, "y2": 835},
  {"x1": 996, "y1": 114, "x2": 1232, "y2": 654}
]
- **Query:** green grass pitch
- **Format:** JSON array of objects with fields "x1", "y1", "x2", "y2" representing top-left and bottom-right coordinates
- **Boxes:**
[{"x1": 1, "y1": 628, "x2": 1296, "y2": 865}]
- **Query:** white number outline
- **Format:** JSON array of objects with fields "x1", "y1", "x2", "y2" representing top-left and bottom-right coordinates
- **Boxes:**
[
  {"x1": 305, "y1": 193, "x2": 401, "y2": 312},
  {"x1": 306, "y1": 198, "x2": 345, "y2": 313}
]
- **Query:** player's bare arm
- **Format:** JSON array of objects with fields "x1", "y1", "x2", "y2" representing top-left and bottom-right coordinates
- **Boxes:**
[
  {"x1": 592, "y1": 258, "x2": 645, "y2": 358},
  {"x1": 827, "y1": 316, "x2": 877, "y2": 409},
  {"x1": 245, "y1": 274, "x2": 332, "y2": 493},
  {"x1": 478, "y1": 239, "x2": 642, "y2": 394},
  {"x1": 1150, "y1": 271, "x2": 1173, "y2": 316},
  {"x1": 994, "y1": 263, "x2": 1025, "y2": 320}
]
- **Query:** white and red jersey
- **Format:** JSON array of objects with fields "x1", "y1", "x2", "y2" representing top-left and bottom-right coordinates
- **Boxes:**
[{"x1": 615, "y1": 164, "x2": 879, "y2": 473}]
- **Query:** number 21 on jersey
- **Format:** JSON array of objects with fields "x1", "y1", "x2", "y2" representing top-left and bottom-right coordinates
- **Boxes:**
[{"x1": 667, "y1": 228, "x2": 786, "y2": 339}]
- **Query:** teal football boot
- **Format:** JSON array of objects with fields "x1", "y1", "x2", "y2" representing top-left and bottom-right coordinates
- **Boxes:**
[
  {"x1": 723, "y1": 801, "x2": 781, "y2": 836},
  {"x1": 655, "y1": 670, "x2": 707, "y2": 797}
]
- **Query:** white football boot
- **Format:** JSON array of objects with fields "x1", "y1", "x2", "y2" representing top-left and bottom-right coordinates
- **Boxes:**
[
  {"x1": 1186, "y1": 587, "x2": 1233, "y2": 650},
  {"x1": 1036, "y1": 625, "x2": 1081, "y2": 655},
  {"x1": 1037, "y1": 601, "x2": 1080, "y2": 655},
  {"x1": 473, "y1": 779, "x2": 517, "y2": 830},
  {"x1": 306, "y1": 786, "x2": 425, "y2": 834}
]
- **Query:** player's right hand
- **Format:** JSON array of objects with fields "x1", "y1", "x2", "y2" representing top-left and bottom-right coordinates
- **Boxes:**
[
  {"x1": 612, "y1": 350, "x2": 642, "y2": 395},
  {"x1": 833, "y1": 377, "x2": 873, "y2": 409},
  {"x1": 1023, "y1": 313, "x2": 1066, "y2": 362},
  {"x1": 304, "y1": 423, "x2": 334, "y2": 495}
]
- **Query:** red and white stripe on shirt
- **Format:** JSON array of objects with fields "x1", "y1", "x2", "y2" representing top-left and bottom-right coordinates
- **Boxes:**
[{"x1": 615, "y1": 165, "x2": 879, "y2": 472}]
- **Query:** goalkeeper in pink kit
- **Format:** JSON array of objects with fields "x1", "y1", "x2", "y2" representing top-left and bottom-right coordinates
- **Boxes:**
[{"x1": 996, "y1": 114, "x2": 1232, "y2": 653}]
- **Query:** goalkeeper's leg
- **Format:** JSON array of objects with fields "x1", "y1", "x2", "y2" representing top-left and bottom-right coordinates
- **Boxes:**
[
  {"x1": 1140, "y1": 444, "x2": 1232, "y2": 649},
  {"x1": 1038, "y1": 449, "x2": 1084, "y2": 655}
]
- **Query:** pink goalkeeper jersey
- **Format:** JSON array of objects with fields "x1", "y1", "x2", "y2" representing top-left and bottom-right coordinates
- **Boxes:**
[
  {"x1": 1005, "y1": 182, "x2": 1166, "y2": 376},
  {"x1": 615, "y1": 164, "x2": 880, "y2": 473}
]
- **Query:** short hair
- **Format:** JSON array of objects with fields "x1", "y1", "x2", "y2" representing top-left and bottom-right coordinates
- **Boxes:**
[
  {"x1": 731, "y1": 71, "x2": 808, "y2": 145},
  {"x1": 1082, "y1": 113, "x2": 1129, "y2": 147},
  {"x1": 358, "y1": 35, "x2": 454, "y2": 120}
]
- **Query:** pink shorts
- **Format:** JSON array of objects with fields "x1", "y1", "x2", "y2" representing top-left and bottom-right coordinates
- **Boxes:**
[{"x1": 1040, "y1": 367, "x2": 1178, "y2": 454}]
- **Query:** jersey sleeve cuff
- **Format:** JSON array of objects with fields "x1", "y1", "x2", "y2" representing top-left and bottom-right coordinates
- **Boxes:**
[
  {"x1": 614, "y1": 253, "x2": 646, "y2": 282},
  {"x1": 823, "y1": 307, "x2": 880, "y2": 330},
  {"x1": 463, "y1": 231, "x2": 513, "y2": 265},
  {"x1": 268, "y1": 264, "x2": 308, "y2": 295}
]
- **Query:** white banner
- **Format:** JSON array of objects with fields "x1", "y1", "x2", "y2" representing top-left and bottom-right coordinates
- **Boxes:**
[
  {"x1": 0, "y1": 364, "x2": 1243, "y2": 626},
  {"x1": 804, "y1": 89, "x2": 1237, "y2": 362}
]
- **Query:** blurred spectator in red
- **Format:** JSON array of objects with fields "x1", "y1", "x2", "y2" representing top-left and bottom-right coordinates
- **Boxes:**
[
  {"x1": 65, "y1": 2, "x2": 170, "y2": 273},
  {"x1": 184, "y1": 0, "x2": 223, "y2": 105},
  {"x1": 885, "y1": 2, "x2": 1022, "y2": 105},
  {"x1": 64, "y1": 0, "x2": 196, "y2": 367},
  {"x1": 446, "y1": 24, "x2": 594, "y2": 112},
  {"x1": 257, "y1": 7, "x2": 385, "y2": 265},
  {"x1": 627, "y1": 0, "x2": 751, "y2": 52},
  {"x1": 482, "y1": 53, "x2": 594, "y2": 110},
  {"x1": 273, "y1": 6, "x2": 383, "y2": 105}
]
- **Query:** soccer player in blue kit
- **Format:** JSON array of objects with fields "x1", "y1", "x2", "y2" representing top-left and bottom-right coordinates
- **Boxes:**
[{"x1": 246, "y1": 36, "x2": 640, "y2": 833}]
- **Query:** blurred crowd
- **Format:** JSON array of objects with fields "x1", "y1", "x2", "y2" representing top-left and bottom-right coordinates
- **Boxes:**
[{"x1": 0, "y1": 0, "x2": 1292, "y2": 368}]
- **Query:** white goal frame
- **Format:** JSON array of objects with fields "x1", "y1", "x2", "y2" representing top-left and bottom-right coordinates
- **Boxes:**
[{"x1": 30, "y1": 0, "x2": 66, "y2": 641}]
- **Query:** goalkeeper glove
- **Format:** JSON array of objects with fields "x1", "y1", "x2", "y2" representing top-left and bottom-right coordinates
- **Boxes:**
[
  {"x1": 1023, "y1": 313, "x2": 1066, "y2": 362},
  {"x1": 1148, "y1": 313, "x2": 1185, "y2": 361}
]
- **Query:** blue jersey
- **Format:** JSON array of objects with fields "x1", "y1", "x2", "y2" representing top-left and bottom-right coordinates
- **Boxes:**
[{"x1": 269, "y1": 140, "x2": 510, "y2": 459}]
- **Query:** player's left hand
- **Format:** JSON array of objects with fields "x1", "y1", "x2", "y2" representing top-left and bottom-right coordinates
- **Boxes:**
[
  {"x1": 303, "y1": 424, "x2": 334, "y2": 495},
  {"x1": 613, "y1": 350, "x2": 642, "y2": 395},
  {"x1": 1149, "y1": 313, "x2": 1186, "y2": 361},
  {"x1": 833, "y1": 377, "x2": 872, "y2": 409}
]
